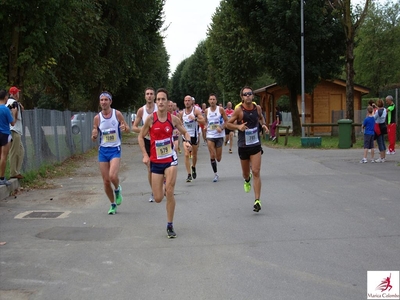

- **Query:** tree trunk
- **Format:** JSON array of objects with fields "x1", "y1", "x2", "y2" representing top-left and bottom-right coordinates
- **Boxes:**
[
  {"x1": 289, "y1": 86, "x2": 302, "y2": 136},
  {"x1": 345, "y1": 35, "x2": 356, "y2": 144}
]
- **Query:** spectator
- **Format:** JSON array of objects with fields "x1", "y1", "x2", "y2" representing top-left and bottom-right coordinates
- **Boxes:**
[
  {"x1": 374, "y1": 99, "x2": 387, "y2": 163},
  {"x1": 359, "y1": 106, "x2": 375, "y2": 163},
  {"x1": 385, "y1": 95, "x2": 396, "y2": 155},
  {"x1": 6, "y1": 86, "x2": 24, "y2": 179},
  {"x1": 0, "y1": 89, "x2": 16, "y2": 185},
  {"x1": 270, "y1": 106, "x2": 282, "y2": 141}
]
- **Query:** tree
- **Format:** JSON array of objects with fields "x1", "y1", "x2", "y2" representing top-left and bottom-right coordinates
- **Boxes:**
[
  {"x1": 354, "y1": 0, "x2": 400, "y2": 96},
  {"x1": 329, "y1": 0, "x2": 371, "y2": 142},
  {"x1": 207, "y1": 0, "x2": 267, "y2": 103},
  {"x1": 0, "y1": 0, "x2": 168, "y2": 111},
  {"x1": 229, "y1": 0, "x2": 346, "y2": 135}
]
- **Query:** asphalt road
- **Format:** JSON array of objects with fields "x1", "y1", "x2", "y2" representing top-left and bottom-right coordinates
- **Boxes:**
[{"x1": 1, "y1": 136, "x2": 399, "y2": 300}]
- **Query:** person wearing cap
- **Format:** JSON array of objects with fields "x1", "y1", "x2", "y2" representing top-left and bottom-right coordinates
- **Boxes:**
[
  {"x1": 91, "y1": 91, "x2": 129, "y2": 215},
  {"x1": 6, "y1": 86, "x2": 25, "y2": 179}
]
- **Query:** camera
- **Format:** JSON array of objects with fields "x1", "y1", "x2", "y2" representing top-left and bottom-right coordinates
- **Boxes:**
[{"x1": 7, "y1": 101, "x2": 18, "y2": 110}]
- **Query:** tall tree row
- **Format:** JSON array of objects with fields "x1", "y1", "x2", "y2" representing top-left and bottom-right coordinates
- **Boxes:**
[
  {"x1": 354, "y1": 0, "x2": 400, "y2": 96},
  {"x1": 0, "y1": 0, "x2": 169, "y2": 111}
]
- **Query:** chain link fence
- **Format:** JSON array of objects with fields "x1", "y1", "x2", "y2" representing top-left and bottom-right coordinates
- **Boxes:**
[{"x1": 20, "y1": 109, "x2": 132, "y2": 173}]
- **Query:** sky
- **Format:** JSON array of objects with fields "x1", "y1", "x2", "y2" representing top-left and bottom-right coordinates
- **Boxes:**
[
  {"x1": 163, "y1": 0, "x2": 222, "y2": 75},
  {"x1": 163, "y1": 0, "x2": 384, "y2": 75}
]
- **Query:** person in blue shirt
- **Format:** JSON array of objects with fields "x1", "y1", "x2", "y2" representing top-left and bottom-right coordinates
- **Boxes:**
[
  {"x1": 360, "y1": 106, "x2": 375, "y2": 163},
  {"x1": 0, "y1": 89, "x2": 16, "y2": 185}
]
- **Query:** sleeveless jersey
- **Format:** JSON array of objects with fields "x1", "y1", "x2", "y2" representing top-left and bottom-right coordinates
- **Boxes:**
[
  {"x1": 237, "y1": 104, "x2": 261, "y2": 148},
  {"x1": 149, "y1": 112, "x2": 177, "y2": 163},
  {"x1": 206, "y1": 107, "x2": 224, "y2": 138},
  {"x1": 99, "y1": 109, "x2": 121, "y2": 147},
  {"x1": 172, "y1": 110, "x2": 179, "y2": 137},
  {"x1": 142, "y1": 103, "x2": 158, "y2": 140},
  {"x1": 182, "y1": 107, "x2": 198, "y2": 138}
]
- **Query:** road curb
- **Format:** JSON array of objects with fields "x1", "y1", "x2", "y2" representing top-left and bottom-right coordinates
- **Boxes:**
[{"x1": 0, "y1": 178, "x2": 20, "y2": 200}]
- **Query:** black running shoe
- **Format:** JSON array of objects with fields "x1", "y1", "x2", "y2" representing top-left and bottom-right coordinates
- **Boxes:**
[
  {"x1": 167, "y1": 226, "x2": 177, "y2": 238},
  {"x1": 191, "y1": 166, "x2": 197, "y2": 179},
  {"x1": 186, "y1": 174, "x2": 192, "y2": 182},
  {"x1": 253, "y1": 199, "x2": 262, "y2": 212}
]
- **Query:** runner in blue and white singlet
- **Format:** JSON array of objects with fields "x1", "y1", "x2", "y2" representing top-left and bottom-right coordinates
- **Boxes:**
[{"x1": 91, "y1": 91, "x2": 129, "y2": 215}]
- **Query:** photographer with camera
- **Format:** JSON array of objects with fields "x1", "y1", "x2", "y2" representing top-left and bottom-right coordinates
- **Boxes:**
[
  {"x1": 0, "y1": 89, "x2": 16, "y2": 185},
  {"x1": 6, "y1": 86, "x2": 24, "y2": 180}
]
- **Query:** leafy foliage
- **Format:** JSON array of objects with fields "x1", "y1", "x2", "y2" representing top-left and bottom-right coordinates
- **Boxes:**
[
  {"x1": 228, "y1": 0, "x2": 346, "y2": 135},
  {"x1": 354, "y1": 0, "x2": 400, "y2": 96},
  {"x1": 0, "y1": 0, "x2": 168, "y2": 111}
]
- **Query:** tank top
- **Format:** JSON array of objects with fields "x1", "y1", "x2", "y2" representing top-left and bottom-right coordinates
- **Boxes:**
[
  {"x1": 206, "y1": 107, "x2": 224, "y2": 139},
  {"x1": 99, "y1": 109, "x2": 121, "y2": 147},
  {"x1": 149, "y1": 112, "x2": 177, "y2": 163},
  {"x1": 237, "y1": 104, "x2": 261, "y2": 148},
  {"x1": 142, "y1": 103, "x2": 158, "y2": 140},
  {"x1": 182, "y1": 107, "x2": 198, "y2": 137}
]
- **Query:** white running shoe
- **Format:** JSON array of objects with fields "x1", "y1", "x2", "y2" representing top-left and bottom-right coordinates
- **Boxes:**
[
  {"x1": 213, "y1": 174, "x2": 219, "y2": 182},
  {"x1": 149, "y1": 193, "x2": 154, "y2": 202}
]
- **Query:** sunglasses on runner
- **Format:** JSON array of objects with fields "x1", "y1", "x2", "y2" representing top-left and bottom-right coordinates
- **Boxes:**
[{"x1": 242, "y1": 92, "x2": 253, "y2": 96}]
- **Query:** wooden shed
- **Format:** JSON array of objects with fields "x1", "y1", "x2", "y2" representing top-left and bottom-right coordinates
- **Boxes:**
[{"x1": 254, "y1": 79, "x2": 370, "y2": 134}]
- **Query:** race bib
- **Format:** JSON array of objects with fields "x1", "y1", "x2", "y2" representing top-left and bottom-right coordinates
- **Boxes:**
[
  {"x1": 208, "y1": 122, "x2": 219, "y2": 130},
  {"x1": 184, "y1": 120, "x2": 194, "y2": 130},
  {"x1": 155, "y1": 138, "x2": 173, "y2": 159},
  {"x1": 102, "y1": 130, "x2": 117, "y2": 144},
  {"x1": 245, "y1": 127, "x2": 259, "y2": 145}
]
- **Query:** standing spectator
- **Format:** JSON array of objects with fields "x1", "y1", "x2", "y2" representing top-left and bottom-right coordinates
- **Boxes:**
[
  {"x1": 269, "y1": 106, "x2": 282, "y2": 142},
  {"x1": 91, "y1": 91, "x2": 129, "y2": 214},
  {"x1": 6, "y1": 86, "x2": 24, "y2": 179},
  {"x1": 360, "y1": 106, "x2": 375, "y2": 163},
  {"x1": 385, "y1": 95, "x2": 396, "y2": 155},
  {"x1": 138, "y1": 88, "x2": 192, "y2": 238},
  {"x1": 374, "y1": 99, "x2": 387, "y2": 163},
  {"x1": 0, "y1": 90, "x2": 16, "y2": 185}
]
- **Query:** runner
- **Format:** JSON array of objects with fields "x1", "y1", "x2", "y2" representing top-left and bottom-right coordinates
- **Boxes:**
[
  {"x1": 91, "y1": 91, "x2": 129, "y2": 215},
  {"x1": 201, "y1": 103, "x2": 207, "y2": 145},
  {"x1": 138, "y1": 88, "x2": 192, "y2": 238},
  {"x1": 226, "y1": 86, "x2": 269, "y2": 212},
  {"x1": 204, "y1": 93, "x2": 228, "y2": 182},
  {"x1": 180, "y1": 95, "x2": 205, "y2": 182},
  {"x1": 132, "y1": 87, "x2": 158, "y2": 202},
  {"x1": 224, "y1": 101, "x2": 235, "y2": 153}
]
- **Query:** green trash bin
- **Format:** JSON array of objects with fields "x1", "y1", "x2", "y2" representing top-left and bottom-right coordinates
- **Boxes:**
[{"x1": 338, "y1": 119, "x2": 353, "y2": 149}]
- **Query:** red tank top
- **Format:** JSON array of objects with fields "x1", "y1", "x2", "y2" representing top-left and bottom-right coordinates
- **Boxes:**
[{"x1": 150, "y1": 112, "x2": 175, "y2": 163}]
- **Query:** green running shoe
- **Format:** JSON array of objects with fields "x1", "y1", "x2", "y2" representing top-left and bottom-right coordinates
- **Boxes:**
[
  {"x1": 115, "y1": 185, "x2": 122, "y2": 205},
  {"x1": 108, "y1": 203, "x2": 117, "y2": 215},
  {"x1": 244, "y1": 173, "x2": 252, "y2": 193},
  {"x1": 253, "y1": 199, "x2": 261, "y2": 212}
]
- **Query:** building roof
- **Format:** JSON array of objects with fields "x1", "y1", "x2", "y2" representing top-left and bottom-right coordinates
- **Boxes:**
[{"x1": 254, "y1": 79, "x2": 370, "y2": 95}]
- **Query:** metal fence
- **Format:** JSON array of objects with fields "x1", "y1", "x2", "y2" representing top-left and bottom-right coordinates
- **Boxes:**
[{"x1": 20, "y1": 109, "x2": 132, "y2": 173}]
